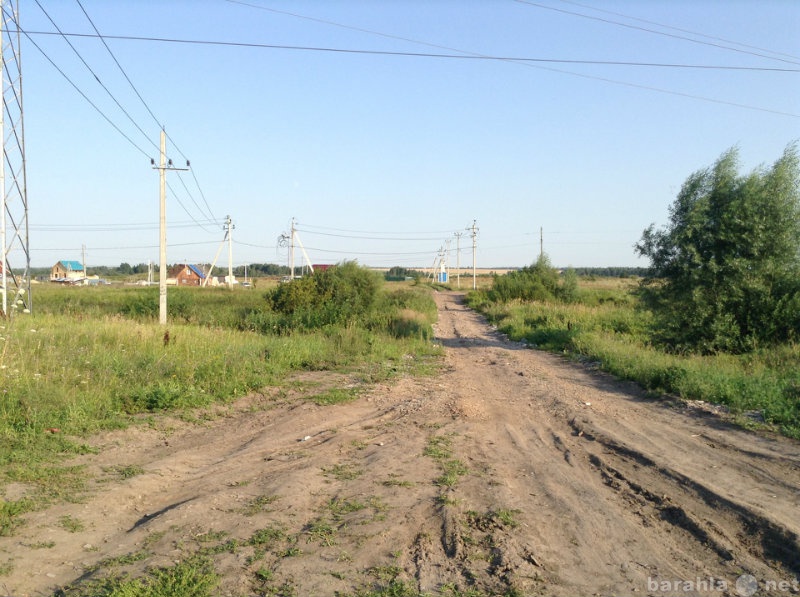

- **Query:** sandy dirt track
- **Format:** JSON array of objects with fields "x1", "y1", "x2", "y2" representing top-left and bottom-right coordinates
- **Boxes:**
[{"x1": 2, "y1": 291, "x2": 799, "y2": 596}]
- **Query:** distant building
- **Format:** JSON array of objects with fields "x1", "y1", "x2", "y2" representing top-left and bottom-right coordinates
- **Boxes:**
[
  {"x1": 50, "y1": 260, "x2": 85, "y2": 283},
  {"x1": 168, "y1": 263, "x2": 206, "y2": 286}
]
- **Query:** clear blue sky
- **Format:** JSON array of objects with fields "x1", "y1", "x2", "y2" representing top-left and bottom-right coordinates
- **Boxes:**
[{"x1": 15, "y1": 0, "x2": 800, "y2": 270}]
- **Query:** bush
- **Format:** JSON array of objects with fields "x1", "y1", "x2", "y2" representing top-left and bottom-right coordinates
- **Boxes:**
[
  {"x1": 636, "y1": 145, "x2": 800, "y2": 353},
  {"x1": 265, "y1": 262, "x2": 382, "y2": 329}
]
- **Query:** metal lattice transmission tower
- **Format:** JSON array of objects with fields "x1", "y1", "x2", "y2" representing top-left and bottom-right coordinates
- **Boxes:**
[{"x1": 1, "y1": 0, "x2": 30, "y2": 317}]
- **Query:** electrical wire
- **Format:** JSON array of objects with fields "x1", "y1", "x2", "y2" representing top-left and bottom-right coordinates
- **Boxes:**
[
  {"x1": 218, "y1": 1, "x2": 800, "y2": 119},
  {"x1": 23, "y1": 29, "x2": 800, "y2": 73},
  {"x1": 299, "y1": 223, "x2": 487, "y2": 235},
  {"x1": 21, "y1": 26, "x2": 799, "y2": 117},
  {"x1": 557, "y1": 0, "x2": 800, "y2": 61},
  {"x1": 516, "y1": 0, "x2": 800, "y2": 67},
  {"x1": 73, "y1": 0, "x2": 218, "y2": 224},
  {"x1": 9, "y1": 21, "x2": 151, "y2": 157},
  {"x1": 31, "y1": 219, "x2": 223, "y2": 232},
  {"x1": 32, "y1": 240, "x2": 218, "y2": 252},
  {"x1": 32, "y1": 0, "x2": 160, "y2": 154},
  {"x1": 296, "y1": 229, "x2": 454, "y2": 242},
  {"x1": 73, "y1": 0, "x2": 163, "y2": 129}
]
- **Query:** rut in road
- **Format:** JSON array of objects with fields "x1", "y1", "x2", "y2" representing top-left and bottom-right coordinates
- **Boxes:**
[{"x1": 2, "y1": 291, "x2": 798, "y2": 597}]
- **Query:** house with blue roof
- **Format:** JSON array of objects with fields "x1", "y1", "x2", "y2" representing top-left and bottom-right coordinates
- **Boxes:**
[
  {"x1": 168, "y1": 263, "x2": 206, "y2": 286},
  {"x1": 50, "y1": 260, "x2": 85, "y2": 283}
]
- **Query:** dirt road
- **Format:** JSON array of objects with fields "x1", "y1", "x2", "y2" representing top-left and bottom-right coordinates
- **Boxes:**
[{"x1": 3, "y1": 292, "x2": 799, "y2": 596}]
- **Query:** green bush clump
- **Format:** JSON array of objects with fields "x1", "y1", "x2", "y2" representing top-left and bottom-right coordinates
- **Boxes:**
[
  {"x1": 266, "y1": 261, "x2": 382, "y2": 329},
  {"x1": 488, "y1": 255, "x2": 579, "y2": 304}
]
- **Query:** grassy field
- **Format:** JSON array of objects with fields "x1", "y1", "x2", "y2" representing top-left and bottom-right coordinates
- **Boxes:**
[
  {"x1": 0, "y1": 280, "x2": 442, "y2": 536},
  {"x1": 466, "y1": 277, "x2": 800, "y2": 439}
]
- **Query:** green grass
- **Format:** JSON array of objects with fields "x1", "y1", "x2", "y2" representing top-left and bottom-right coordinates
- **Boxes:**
[
  {"x1": 239, "y1": 494, "x2": 279, "y2": 516},
  {"x1": 322, "y1": 463, "x2": 364, "y2": 481},
  {"x1": 309, "y1": 387, "x2": 361, "y2": 406},
  {"x1": 423, "y1": 434, "x2": 468, "y2": 488},
  {"x1": 60, "y1": 555, "x2": 219, "y2": 597},
  {"x1": 466, "y1": 278, "x2": 800, "y2": 438},
  {"x1": 58, "y1": 514, "x2": 85, "y2": 533}
]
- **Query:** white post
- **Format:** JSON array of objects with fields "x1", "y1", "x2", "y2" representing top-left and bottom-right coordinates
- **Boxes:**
[
  {"x1": 290, "y1": 217, "x2": 296, "y2": 280},
  {"x1": 158, "y1": 129, "x2": 167, "y2": 325},
  {"x1": 469, "y1": 220, "x2": 478, "y2": 290},
  {"x1": 227, "y1": 215, "x2": 233, "y2": 289}
]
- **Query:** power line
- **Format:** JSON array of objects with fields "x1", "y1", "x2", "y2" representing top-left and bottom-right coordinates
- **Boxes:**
[
  {"x1": 296, "y1": 228, "x2": 454, "y2": 242},
  {"x1": 21, "y1": 29, "x2": 800, "y2": 73},
  {"x1": 73, "y1": 0, "x2": 217, "y2": 224},
  {"x1": 27, "y1": 2, "x2": 218, "y2": 228},
  {"x1": 299, "y1": 223, "x2": 460, "y2": 235},
  {"x1": 21, "y1": 27, "x2": 799, "y2": 117},
  {"x1": 217, "y1": 3, "x2": 800, "y2": 118},
  {"x1": 31, "y1": 219, "x2": 223, "y2": 232},
  {"x1": 514, "y1": 0, "x2": 800, "y2": 67},
  {"x1": 73, "y1": 0, "x2": 163, "y2": 129},
  {"x1": 32, "y1": 0, "x2": 160, "y2": 154},
  {"x1": 556, "y1": 0, "x2": 800, "y2": 61},
  {"x1": 32, "y1": 240, "x2": 218, "y2": 252},
  {"x1": 10, "y1": 16, "x2": 151, "y2": 157}
]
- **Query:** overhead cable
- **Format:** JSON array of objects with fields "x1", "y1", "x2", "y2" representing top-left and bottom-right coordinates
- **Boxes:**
[
  {"x1": 23, "y1": 29, "x2": 800, "y2": 73},
  {"x1": 514, "y1": 0, "x2": 800, "y2": 67},
  {"x1": 557, "y1": 0, "x2": 800, "y2": 61}
]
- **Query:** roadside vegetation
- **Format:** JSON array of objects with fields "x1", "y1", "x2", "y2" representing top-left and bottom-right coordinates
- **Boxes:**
[
  {"x1": 468, "y1": 145, "x2": 800, "y2": 439},
  {"x1": 0, "y1": 263, "x2": 440, "y2": 536}
]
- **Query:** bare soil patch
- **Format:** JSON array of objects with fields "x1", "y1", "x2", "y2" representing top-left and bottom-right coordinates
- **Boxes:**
[{"x1": 2, "y1": 291, "x2": 799, "y2": 596}]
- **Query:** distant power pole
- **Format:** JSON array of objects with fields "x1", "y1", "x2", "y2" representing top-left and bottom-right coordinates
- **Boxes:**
[
  {"x1": 1, "y1": 0, "x2": 30, "y2": 318},
  {"x1": 453, "y1": 231, "x2": 463, "y2": 289},
  {"x1": 226, "y1": 215, "x2": 234, "y2": 289},
  {"x1": 290, "y1": 218, "x2": 296, "y2": 279},
  {"x1": 540, "y1": 226, "x2": 543, "y2": 260},
  {"x1": 467, "y1": 220, "x2": 478, "y2": 290},
  {"x1": 151, "y1": 128, "x2": 189, "y2": 325}
]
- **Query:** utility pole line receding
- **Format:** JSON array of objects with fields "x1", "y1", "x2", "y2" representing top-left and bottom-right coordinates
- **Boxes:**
[
  {"x1": 151, "y1": 128, "x2": 189, "y2": 325},
  {"x1": 540, "y1": 226, "x2": 543, "y2": 260}
]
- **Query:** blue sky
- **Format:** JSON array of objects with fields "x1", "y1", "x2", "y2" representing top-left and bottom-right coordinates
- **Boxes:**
[{"x1": 13, "y1": 0, "x2": 800, "y2": 270}]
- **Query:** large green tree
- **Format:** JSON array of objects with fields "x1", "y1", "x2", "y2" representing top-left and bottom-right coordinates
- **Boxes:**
[{"x1": 635, "y1": 144, "x2": 800, "y2": 353}]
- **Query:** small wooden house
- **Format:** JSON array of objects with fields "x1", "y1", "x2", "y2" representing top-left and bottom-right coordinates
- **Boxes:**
[{"x1": 168, "y1": 264, "x2": 206, "y2": 286}]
